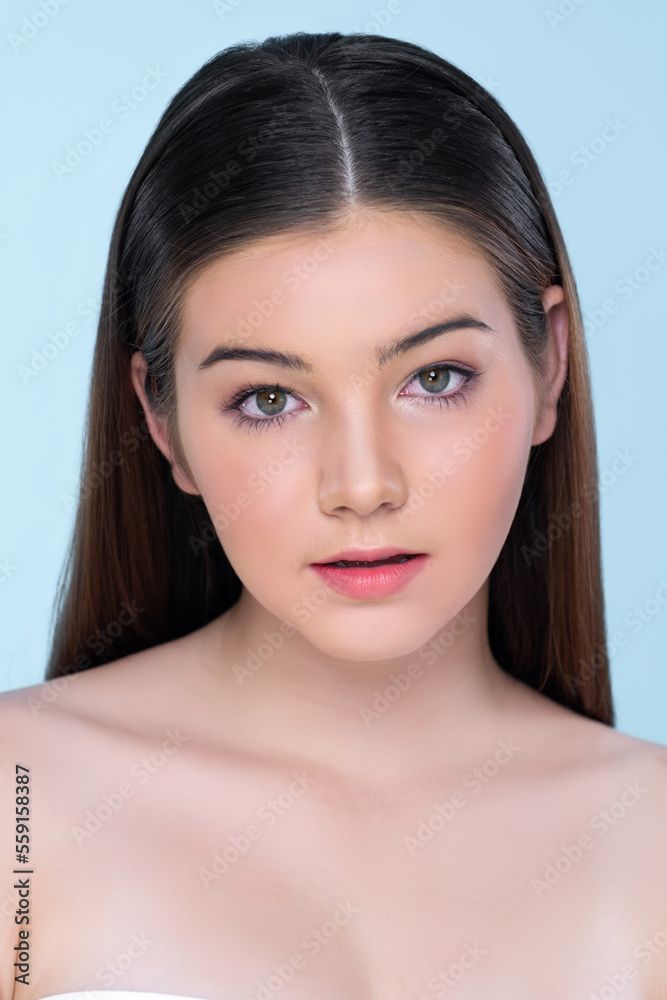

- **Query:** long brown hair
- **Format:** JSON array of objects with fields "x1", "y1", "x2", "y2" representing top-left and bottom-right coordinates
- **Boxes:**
[{"x1": 46, "y1": 31, "x2": 613, "y2": 726}]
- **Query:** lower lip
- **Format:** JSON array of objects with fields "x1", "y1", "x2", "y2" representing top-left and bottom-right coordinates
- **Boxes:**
[{"x1": 310, "y1": 555, "x2": 429, "y2": 599}]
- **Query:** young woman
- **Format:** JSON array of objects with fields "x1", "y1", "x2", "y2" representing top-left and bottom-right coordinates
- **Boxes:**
[{"x1": 2, "y1": 29, "x2": 666, "y2": 1000}]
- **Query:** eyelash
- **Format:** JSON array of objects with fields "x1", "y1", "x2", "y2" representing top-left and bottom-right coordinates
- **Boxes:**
[{"x1": 222, "y1": 362, "x2": 481, "y2": 433}]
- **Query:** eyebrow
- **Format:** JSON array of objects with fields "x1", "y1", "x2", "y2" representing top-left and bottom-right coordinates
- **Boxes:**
[{"x1": 196, "y1": 315, "x2": 494, "y2": 373}]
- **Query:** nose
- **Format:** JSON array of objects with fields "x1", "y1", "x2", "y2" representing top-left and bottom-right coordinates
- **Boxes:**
[{"x1": 316, "y1": 408, "x2": 409, "y2": 517}]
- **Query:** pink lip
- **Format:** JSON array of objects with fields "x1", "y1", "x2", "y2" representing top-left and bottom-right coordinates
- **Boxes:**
[
  {"x1": 312, "y1": 546, "x2": 424, "y2": 564},
  {"x1": 310, "y1": 553, "x2": 429, "y2": 599}
]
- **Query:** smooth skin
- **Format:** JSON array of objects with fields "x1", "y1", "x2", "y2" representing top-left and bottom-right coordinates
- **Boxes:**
[{"x1": 1, "y1": 207, "x2": 667, "y2": 1000}]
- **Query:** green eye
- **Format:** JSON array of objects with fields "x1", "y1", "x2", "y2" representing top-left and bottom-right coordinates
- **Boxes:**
[{"x1": 224, "y1": 362, "x2": 480, "y2": 433}]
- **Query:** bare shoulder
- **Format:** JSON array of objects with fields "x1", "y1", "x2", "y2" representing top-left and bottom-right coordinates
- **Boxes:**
[
  {"x1": 0, "y1": 643, "x2": 165, "y2": 785},
  {"x1": 513, "y1": 683, "x2": 667, "y2": 877},
  {"x1": 511, "y1": 674, "x2": 667, "y2": 778},
  {"x1": 0, "y1": 687, "x2": 35, "y2": 1000},
  {"x1": 600, "y1": 723, "x2": 667, "y2": 837},
  {"x1": 516, "y1": 694, "x2": 667, "y2": 996},
  {"x1": 566, "y1": 713, "x2": 667, "y2": 994},
  {"x1": 546, "y1": 698, "x2": 667, "y2": 812},
  {"x1": 582, "y1": 714, "x2": 667, "y2": 791},
  {"x1": 0, "y1": 624, "x2": 202, "y2": 732},
  {"x1": 0, "y1": 628, "x2": 201, "y2": 853},
  {"x1": 602, "y1": 727, "x2": 667, "y2": 999},
  {"x1": 0, "y1": 627, "x2": 203, "y2": 805},
  {"x1": 576, "y1": 708, "x2": 667, "y2": 771},
  {"x1": 0, "y1": 682, "x2": 76, "y2": 1000},
  {"x1": 0, "y1": 633, "x2": 202, "y2": 1000}
]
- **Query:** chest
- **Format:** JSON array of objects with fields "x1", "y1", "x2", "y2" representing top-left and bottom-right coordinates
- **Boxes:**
[{"x1": 29, "y1": 759, "x2": 657, "y2": 1000}]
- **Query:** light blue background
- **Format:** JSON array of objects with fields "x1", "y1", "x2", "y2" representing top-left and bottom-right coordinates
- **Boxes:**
[{"x1": 1, "y1": 0, "x2": 665, "y2": 741}]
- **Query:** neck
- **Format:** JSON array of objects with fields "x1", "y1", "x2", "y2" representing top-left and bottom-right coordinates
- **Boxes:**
[{"x1": 193, "y1": 582, "x2": 523, "y2": 785}]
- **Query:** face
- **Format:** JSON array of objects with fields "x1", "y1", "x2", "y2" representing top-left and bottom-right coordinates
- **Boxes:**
[{"x1": 132, "y1": 207, "x2": 568, "y2": 662}]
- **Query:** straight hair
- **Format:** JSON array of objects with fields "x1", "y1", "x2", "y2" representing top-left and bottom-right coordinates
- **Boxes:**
[{"x1": 46, "y1": 31, "x2": 613, "y2": 726}]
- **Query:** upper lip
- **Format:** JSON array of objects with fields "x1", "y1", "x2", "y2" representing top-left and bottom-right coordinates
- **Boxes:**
[{"x1": 312, "y1": 546, "x2": 424, "y2": 565}]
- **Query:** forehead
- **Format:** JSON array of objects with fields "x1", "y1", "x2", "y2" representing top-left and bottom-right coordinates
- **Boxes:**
[{"x1": 177, "y1": 208, "x2": 512, "y2": 363}]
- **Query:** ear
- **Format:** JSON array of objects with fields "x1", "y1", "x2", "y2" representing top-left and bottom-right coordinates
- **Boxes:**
[
  {"x1": 130, "y1": 351, "x2": 199, "y2": 495},
  {"x1": 531, "y1": 284, "x2": 570, "y2": 446}
]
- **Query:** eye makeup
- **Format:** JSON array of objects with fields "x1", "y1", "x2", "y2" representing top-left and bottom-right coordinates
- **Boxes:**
[{"x1": 220, "y1": 361, "x2": 482, "y2": 434}]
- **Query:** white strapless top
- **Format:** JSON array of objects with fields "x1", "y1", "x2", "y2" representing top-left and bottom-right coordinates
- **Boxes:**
[{"x1": 36, "y1": 993, "x2": 212, "y2": 1000}]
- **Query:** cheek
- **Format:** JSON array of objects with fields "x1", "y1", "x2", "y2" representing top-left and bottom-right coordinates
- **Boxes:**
[
  {"x1": 178, "y1": 374, "x2": 534, "y2": 608},
  {"x1": 431, "y1": 403, "x2": 534, "y2": 577},
  {"x1": 185, "y1": 419, "x2": 307, "y2": 569}
]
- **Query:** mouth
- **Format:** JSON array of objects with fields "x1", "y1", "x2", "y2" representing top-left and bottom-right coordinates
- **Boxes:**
[
  {"x1": 310, "y1": 550, "x2": 429, "y2": 599},
  {"x1": 312, "y1": 545, "x2": 425, "y2": 567},
  {"x1": 323, "y1": 554, "x2": 420, "y2": 568}
]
